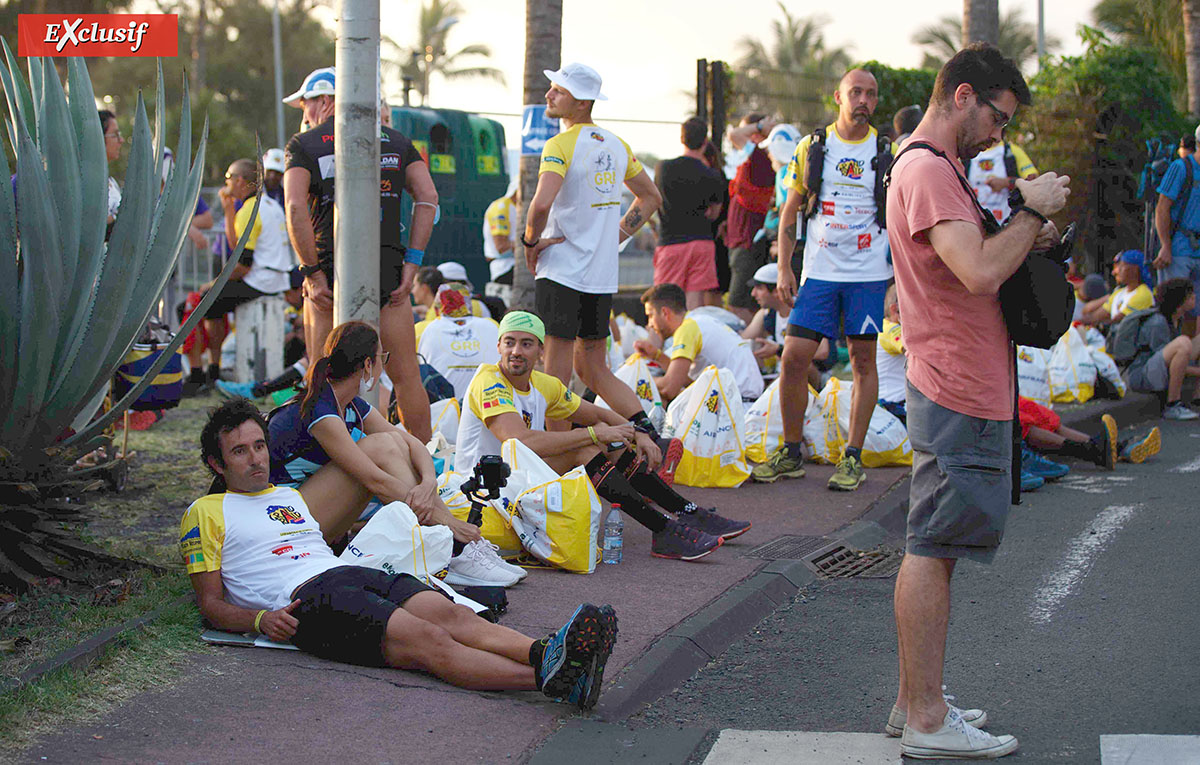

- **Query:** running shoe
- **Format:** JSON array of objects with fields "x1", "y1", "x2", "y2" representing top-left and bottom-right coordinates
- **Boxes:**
[
  {"x1": 676, "y1": 506, "x2": 752, "y2": 540},
  {"x1": 215, "y1": 379, "x2": 263, "y2": 402},
  {"x1": 886, "y1": 686, "x2": 988, "y2": 737},
  {"x1": 539, "y1": 603, "x2": 605, "y2": 701},
  {"x1": 1099, "y1": 413, "x2": 1118, "y2": 470},
  {"x1": 1119, "y1": 427, "x2": 1161, "y2": 463},
  {"x1": 828, "y1": 453, "x2": 865, "y2": 491},
  {"x1": 750, "y1": 446, "x2": 806, "y2": 483},
  {"x1": 651, "y1": 518, "x2": 723, "y2": 561},
  {"x1": 655, "y1": 437, "x2": 684, "y2": 486},
  {"x1": 1021, "y1": 445, "x2": 1070, "y2": 481},
  {"x1": 575, "y1": 604, "x2": 618, "y2": 711},
  {"x1": 479, "y1": 540, "x2": 527, "y2": 581},
  {"x1": 445, "y1": 539, "x2": 522, "y2": 587},
  {"x1": 1020, "y1": 470, "x2": 1044, "y2": 492},
  {"x1": 1163, "y1": 402, "x2": 1199, "y2": 421}
]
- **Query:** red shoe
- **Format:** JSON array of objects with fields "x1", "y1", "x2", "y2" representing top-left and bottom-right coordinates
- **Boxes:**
[{"x1": 656, "y1": 437, "x2": 683, "y2": 486}]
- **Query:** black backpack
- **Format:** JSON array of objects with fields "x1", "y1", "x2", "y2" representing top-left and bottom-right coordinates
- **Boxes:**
[
  {"x1": 798, "y1": 127, "x2": 893, "y2": 247},
  {"x1": 886, "y1": 141, "x2": 1073, "y2": 350}
]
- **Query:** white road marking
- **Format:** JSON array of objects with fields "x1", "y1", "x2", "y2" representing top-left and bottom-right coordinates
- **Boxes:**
[
  {"x1": 1100, "y1": 734, "x2": 1200, "y2": 763},
  {"x1": 704, "y1": 731, "x2": 900, "y2": 765},
  {"x1": 1173, "y1": 454, "x2": 1200, "y2": 473},
  {"x1": 1057, "y1": 475, "x2": 1136, "y2": 494},
  {"x1": 1030, "y1": 504, "x2": 1141, "y2": 626}
]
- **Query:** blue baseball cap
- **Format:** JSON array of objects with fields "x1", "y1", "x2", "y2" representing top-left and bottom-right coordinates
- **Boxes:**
[
  {"x1": 1117, "y1": 249, "x2": 1145, "y2": 266},
  {"x1": 284, "y1": 67, "x2": 335, "y2": 107}
]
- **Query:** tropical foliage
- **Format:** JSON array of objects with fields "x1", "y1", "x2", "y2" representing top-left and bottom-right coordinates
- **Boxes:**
[
  {"x1": 0, "y1": 50, "x2": 253, "y2": 477},
  {"x1": 853, "y1": 61, "x2": 938, "y2": 135},
  {"x1": 1092, "y1": 0, "x2": 1187, "y2": 109},
  {"x1": 1013, "y1": 28, "x2": 1189, "y2": 273},
  {"x1": 382, "y1": 0, "x2": 505, "y2": 107},
  {"x1": 731, "y1": 4, "x2": 850, "y2": 127},
  {"x1": 913, "y1": 7, "x2": 1061, "y2": 71}
]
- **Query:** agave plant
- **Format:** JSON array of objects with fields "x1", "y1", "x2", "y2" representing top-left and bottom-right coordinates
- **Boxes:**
[{"x1": 0, "y1": 46, "x2": 258, "y2": 480}]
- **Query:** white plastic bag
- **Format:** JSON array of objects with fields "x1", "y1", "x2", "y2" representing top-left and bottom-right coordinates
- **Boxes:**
[
  {"x1": 429, "y1": 397, "x2": 461, "y2": 445},
  {"x1": 1090, "y1": 345, "x2": 1127, "y2": 398},
  {"x1": 743, "y1": 379, "x2": 818, "y2": 463},
  {"x1": 664, "y1": 366, "x2": 751, "y2": 487},
  {"x1": 339, "y1": 501, "x2": 453, "y2": 580},
  {"x1": 1049, "y1": 327, "x2": 1098, "y2": 403},
  {"x1": 1016, "y1": 345, "x2": 1053, "y2": 406},
  {"x1": 614, "y1": 314, "x2": 650, "y2": 359},
  {"x1": 805, "y1": 377, "x2": 912, "y2": 467},
  {"x1": 597, "y1": 354, "x2": 666, "y2": 432},
  {"x1": 500, "y1": 439, "x2": 603, "y2": 573}
]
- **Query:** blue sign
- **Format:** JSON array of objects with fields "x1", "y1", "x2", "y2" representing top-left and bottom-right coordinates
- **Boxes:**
[{"x1": 521, "y1": 104, "x2": 559, "y2": 156}]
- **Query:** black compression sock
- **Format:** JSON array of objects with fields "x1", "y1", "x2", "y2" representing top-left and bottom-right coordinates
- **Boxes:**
[
  {"x1": 255, "y1": 365, "x2": 304, "y2": 397},
  {"x1": 627, "y1": 462, "x2": 695, "y2": 515},
  {"x1": 585, "y1": 454, "x2": 670, "y2": 533},
  {"x1": 530, "y1": 639, "x2": 547, "y2": 679},
  {"x1": 1055, "y1": 437, "x2": 1104, "y2": 465}
]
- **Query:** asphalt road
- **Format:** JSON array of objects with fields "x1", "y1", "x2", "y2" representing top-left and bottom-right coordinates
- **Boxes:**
[{"x1": 629, "y1": 420, "x2": 1200, "y2": 763}]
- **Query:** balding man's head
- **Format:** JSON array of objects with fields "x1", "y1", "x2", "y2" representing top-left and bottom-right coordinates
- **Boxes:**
[
  {"x1": 835, "y1": 69, "x2": 879, "y2": 126},
  {"x1": 229, "y1": 158, "x2": 256, "y2": 179}
]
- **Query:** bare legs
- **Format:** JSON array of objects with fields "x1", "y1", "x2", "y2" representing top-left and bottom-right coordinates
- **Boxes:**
[
  {"x1": 778, "y1": 336, "x2": 821, "y2": 443},
  {"x1": 893, "y1": 554, "x2": 957, "y2": 731},
  {"x1": 381, "y1": 300, "x2": 431, "y2": 442},
  {"x1": 846, "y1": 337, "x2": 879, "y2": 450}
]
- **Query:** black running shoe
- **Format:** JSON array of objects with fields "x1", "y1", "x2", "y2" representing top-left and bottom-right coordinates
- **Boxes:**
[
  {"x1": 676, "y1": 506, "x2": 752, "y2": 540},
  {"x1": 651, "y1": 518, "x2": 723, "y2": 561},
  {"x1": 577, "y1": 604, "x2": 618, "y2": 711},
  {"x1": 538, "y1": 603, "x2": 604, "y2": 702}
]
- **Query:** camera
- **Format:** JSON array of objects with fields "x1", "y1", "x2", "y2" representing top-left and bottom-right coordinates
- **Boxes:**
[{"x1": 461, "y1": 455, "x2": 511, "y2": 527}]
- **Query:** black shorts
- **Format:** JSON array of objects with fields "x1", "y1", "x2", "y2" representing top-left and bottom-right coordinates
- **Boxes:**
[
  {"x1": 202, "y1": 279, "x2": 269, "y2": 319},
  {"x1": 289, "y1": 565, "x2": 442, "y2": 667},
  {"x1": 535, "y1": 279, "x2": 612, "y2": 340},
  {"x1": 316, "y1": 246, "x2": 407, "y2": 305}
]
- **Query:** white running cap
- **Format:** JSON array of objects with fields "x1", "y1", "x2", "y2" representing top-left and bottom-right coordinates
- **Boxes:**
[{"x1": 544, "y1": 63, "x2": 608, "y2": 101}]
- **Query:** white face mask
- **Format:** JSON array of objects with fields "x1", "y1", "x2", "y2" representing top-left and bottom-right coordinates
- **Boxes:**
[{"x1": 359, "y1": 363, "x2": 375, "y2": 397}]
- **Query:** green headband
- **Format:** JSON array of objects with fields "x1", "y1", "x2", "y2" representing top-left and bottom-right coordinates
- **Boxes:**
[{"x1": 497, "y1": 311, "x2": 545, "y2": 343}]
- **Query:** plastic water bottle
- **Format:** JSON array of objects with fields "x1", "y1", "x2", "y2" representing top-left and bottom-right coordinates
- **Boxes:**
[{"x1": 602, "y1": 504, "x2": 624, "y2": 565}]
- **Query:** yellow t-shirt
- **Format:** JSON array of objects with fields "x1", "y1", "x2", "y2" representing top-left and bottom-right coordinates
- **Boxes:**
[
  {"x1": 453, "y1": 364, "x2": 581, "y2": 474},
  {"x1": 1104, "y1": 283, "x2": 1154, "y2": 319}
]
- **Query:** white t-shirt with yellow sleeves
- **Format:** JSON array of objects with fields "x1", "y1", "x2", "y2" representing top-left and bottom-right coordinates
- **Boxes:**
[
  {"x1": 538, "y1": 122, "x2": 643, "y2": 294},
  {"x1": 236, "y1": 194, "x2": 293, "y2": 295},
  {"x1": 1105, "y1": 283, "x2": 1154, "y2": 320},
  {"x1": 875, "y1": 318, "x2": 907, "y2": 404},
  {"x1": 179, "y1": 486, "x2": 341, "y2": 611},
  {"x1": 416, "y1": 314, "x2": 500, "y2": 400},
  {"x1": 784, "y1": 124, "x2": 893, "y2": 284},
  {"x1": 667, "y1": 313, "x2": 764, "y2": 400},
  {"x1": 967, "y1": 141, "x2": 1037, "y2": 224},
  {"x1": 483, "y1": 195, "x2": 516, "y2": 281},
  {"x1": 454, "y1": 364, "x2": 582, "y2": 474}
]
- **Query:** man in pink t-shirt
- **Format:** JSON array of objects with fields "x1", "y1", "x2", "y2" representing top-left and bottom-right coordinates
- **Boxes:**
[{"x1": 885, "y1": 44, "x2": 1070, "y2": 760}]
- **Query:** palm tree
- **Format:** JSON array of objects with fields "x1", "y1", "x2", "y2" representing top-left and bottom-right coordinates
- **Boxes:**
[
  {"x1": 963, "y1": 0, "x2": 1000, "y2": 46},
  {"x1": 736, "y1": 4, "x2": 851, "y2": 80},
  {"x1": 1093, "y1": 0, "x2": 1193, "y2": 114},
  {"x1": 382, "y1": 0, "x2": 505, "y2": 106},
  {"x1": 914, "y1": 7, "x2": 1061, "y2": 70},
  {"x1": 1187, "y1": 0, "x2": 1200, "y2": 116}
]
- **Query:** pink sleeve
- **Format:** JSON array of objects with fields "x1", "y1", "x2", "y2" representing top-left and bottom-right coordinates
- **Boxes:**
[{"x1": 901, "y1": 155, "x2": 982, "y2": 244}]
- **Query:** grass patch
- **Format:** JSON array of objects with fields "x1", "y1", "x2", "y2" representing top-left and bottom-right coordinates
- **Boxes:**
[
  {"x1": 0, "y1": 390, "x2": 222, "y2": 752},
  {"x1": 0, "y1": 583, "x2": 200, "y2": 752}
]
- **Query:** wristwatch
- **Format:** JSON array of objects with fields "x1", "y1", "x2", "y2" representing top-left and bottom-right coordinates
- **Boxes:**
[{"x1": 298, "y1": 262, "x2": 325, "y2": 278}]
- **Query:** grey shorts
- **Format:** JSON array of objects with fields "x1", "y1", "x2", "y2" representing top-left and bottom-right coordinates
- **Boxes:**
[
  {"x1": 905, "y1": 384, "x2": 1013, "y2": 564},
  {"x1": 1127, "y1": 349, "x2": 1169, "y2": 393}
]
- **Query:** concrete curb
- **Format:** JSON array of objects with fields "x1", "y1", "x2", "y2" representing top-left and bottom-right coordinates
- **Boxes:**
[{"x1": 593, "y1": 559, "x2": 815, "y2": 722}]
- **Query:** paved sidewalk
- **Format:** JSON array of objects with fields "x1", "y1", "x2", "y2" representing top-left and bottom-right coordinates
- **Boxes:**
[{"x1": 22, "y1": 462, "x2": 909, "y2": 764}]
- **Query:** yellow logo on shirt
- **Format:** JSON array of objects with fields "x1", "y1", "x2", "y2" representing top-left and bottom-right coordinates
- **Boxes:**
[
  {"x1": 267, "y1": 505, "x2": 305, "y2": 525},
  {"x1": 705, "y1": 389, "x2": 719, "y2": 413},
  {"x1": 836, "y1": 158, "x2": 864, "y2": 179}
]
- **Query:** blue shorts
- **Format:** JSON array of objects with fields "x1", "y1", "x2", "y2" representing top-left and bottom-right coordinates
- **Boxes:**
[
  {"x1": 1158, "y1": 255, "x2": 1200, "y2": 317},
  {"x1": 787, "y1": 278, "x2": 888, "y2": 340}
]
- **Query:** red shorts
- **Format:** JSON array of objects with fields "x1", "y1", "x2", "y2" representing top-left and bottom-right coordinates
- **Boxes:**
[
  {"x1": 1018, "y1": 397, "x2": 1060, "y2": 439},
  {"x1": 653, "y1": 240, "x2": 719, "y2": 293}
]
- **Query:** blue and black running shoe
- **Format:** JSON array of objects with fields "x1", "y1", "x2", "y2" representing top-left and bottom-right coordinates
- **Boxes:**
[{"x1": 539, "y1": 603, "x2": 604, "y2": 702}]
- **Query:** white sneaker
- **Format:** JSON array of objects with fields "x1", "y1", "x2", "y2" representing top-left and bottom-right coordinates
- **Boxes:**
[
  {"x1": 901, "y1": 707, "x2": 1018, "y2": 759},
  {"x1": 445, "y1": 540, "x2": 521, "y2": 587},
  {"x1": 477, "y1": 540, "x2": 527, "y2": 581},
  {"x1": 1163, "y1": 402, "x2": 1199, "y2": 421},
  {"x1": 885, "y1": 686, "x2": 988, "y2": 736}
]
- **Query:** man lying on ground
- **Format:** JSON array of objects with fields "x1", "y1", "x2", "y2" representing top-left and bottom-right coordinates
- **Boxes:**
[
  {"x1": 456, "y1": 311, "x2": 751, "y2": 561},
  {"x1": 181, "y1": 398, "x2": 617, "y2": 708},
  {"x1": 635, "y1": 283, "x2": 764, "y2": 402}
]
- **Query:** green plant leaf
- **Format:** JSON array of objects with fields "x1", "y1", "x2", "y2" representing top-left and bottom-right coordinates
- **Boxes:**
[
  {"x1": 0, "y1": 117, "x2": 16, "y2": 415},
  {"x1": 36, "y1": 60, "x2": 82, "y2": 335},
  {"x1": 0, "y1": 38, "x2": 36, "y2": 148}
]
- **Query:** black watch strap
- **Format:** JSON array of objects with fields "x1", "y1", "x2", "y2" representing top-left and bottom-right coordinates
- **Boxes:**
[{"x1": 299, "y1": 262, "x2": 325, "y2": 278}]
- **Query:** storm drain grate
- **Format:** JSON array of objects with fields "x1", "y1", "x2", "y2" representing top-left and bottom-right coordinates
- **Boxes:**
[
  {"x1": 804, "y1": 545, "x2": 904, "y2": 579},
  {"x1": 744, "y1": 535, "x2": 831, "y2": 561}
]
